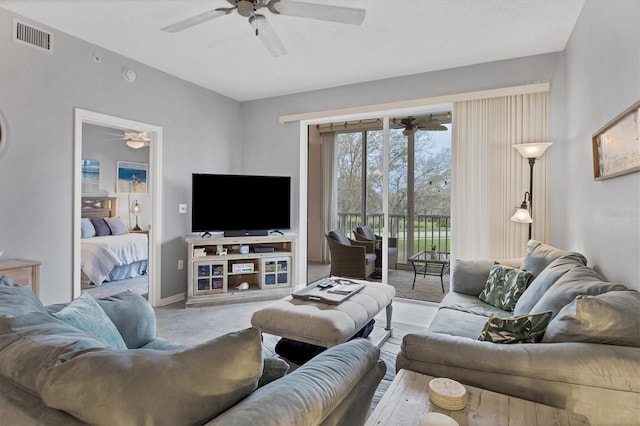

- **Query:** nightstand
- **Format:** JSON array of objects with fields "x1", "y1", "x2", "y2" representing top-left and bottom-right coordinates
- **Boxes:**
[{"x1": 0, "y1": 258, "x2": 41, "y2": 296}]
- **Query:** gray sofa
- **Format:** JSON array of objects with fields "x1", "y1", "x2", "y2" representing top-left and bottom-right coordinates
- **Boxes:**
[
  {"x1": 397, "y1": 240, "x2": 640, "y2": 426},
  {"x1": 0, "y1": 277, "x2": 385, "y2": 426}
]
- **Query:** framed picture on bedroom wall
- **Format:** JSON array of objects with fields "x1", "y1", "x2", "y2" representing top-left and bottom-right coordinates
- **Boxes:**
[
  {"x1": 81, "y1": 159, "x2": 100, "y2": 193},
  {"x1": 592, "y1": 100, "x2": 640, "y2": 180},
  {"x1": 117, "y1": 161, "x2": 148, "y2": 193}
]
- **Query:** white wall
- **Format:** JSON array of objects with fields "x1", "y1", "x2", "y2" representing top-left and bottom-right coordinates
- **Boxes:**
[
  {"x1": 549, "y1": 0, "x2": 640, "y2": 290},
  {"x1": 0, "y1": 8, "x2": 242, "y2": 304}
]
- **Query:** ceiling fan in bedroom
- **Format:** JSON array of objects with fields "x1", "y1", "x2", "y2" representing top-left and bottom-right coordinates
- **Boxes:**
[
  {"x1": 394, "y1": 114, "x2": 450, "y2": 136},
  {"x1": 101, "y1": 130, "x2": 151, "y2": 149},
  {"x1": 160, "y1": 0, "x2": 367, "y2": 57}
]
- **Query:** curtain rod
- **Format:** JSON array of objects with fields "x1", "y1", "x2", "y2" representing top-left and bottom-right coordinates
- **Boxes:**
[{"x1": 279, "y1": 82, "x2": 550, "y2": 124}]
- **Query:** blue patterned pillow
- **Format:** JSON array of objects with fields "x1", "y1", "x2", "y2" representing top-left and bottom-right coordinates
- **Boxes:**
[
  {"x1": 479, "y1": 265, "x2": 532, "y2": 311},
  {"x1": 52, "y1": 292, "x2": 127, "y2": 350},
  {"x1": 478, "y1": 311, "x2": 552, "y2": 344}
]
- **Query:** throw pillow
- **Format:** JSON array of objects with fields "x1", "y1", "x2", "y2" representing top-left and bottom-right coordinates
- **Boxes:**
[
  {"x1": 258, "y1": 357, "x2": 290, "y2": 388},
  {"x1": 450, "y1": 259, "x2": 498, "y2": 296},
  {"x1": 104, "y1": 217, "x2": 129, "y2": 236},
  {"x1": 478, "y1": 265, "x2": 532, "y2": 312},
  {"x1": 521, "y1": 240, "x2": 586, "y2": 278},
  {"x1": 37, "y1": 327, "x2": 263, "y2": 426},
  {"x1": 80, "y1": 218, "x2": 96, "y2": 238},
  {"x1": 52, "y1": 292, "x2": 127, "y2": 350},
  {"x1": 95, "y1": 290, "x2": 156, "y2": 349},
  {"x1": 513, "y1": 253, "x2": 588, "y2": 316},
  {"x1": 90, "y1": 217, "x2": 111, "y2": 236},
  {"x1": 529, "y1": 266, "x2": 627, "y2": 319},
  {"x1": 0, "y1": 275, "x2": 46, "y2": 318},
  {"x1": 478, "y1": 311, "x2": 552, "y2": 344},
  {"x1": 543, "y1": 290, "x2": 640, "y2": 347}
]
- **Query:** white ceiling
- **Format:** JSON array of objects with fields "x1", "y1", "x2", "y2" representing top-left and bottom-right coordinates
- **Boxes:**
[{"x1": 1, "y1": 0, "x2": 585, "y2": 102}]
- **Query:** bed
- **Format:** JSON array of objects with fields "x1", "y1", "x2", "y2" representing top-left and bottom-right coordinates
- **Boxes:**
[{"x1": 81, "y1": 197, "x2": 148, "y2": 286}]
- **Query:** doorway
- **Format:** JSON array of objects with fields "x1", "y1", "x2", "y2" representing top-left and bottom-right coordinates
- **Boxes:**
[{"x1": 73, "y1": 109, "x2": 163, "y2": 306}]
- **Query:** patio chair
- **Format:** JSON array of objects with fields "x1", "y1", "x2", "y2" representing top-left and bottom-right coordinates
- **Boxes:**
[
  {"x1": 325, "y1": 229, "x2": 377, "y2": 280},
  {"x1": 353, "y1": 225, "x2": 398, "y2": 270}
]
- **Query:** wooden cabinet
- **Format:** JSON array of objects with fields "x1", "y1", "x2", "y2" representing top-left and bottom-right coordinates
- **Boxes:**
[
  {"x1": 185, "y1": 235, "x2": 295, "y2": 306},
  {"x1": 0, "y1": 258, "x2": 41, "y2": 296}
]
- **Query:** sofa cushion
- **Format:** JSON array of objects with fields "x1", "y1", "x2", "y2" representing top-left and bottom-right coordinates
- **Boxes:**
[
  {"x1": 428, "y1": 307, "x2": 492, "y2": 339},
  {"x1": 529, "y1": 266, "x2": 627, "y2": 319},
  {"x1": 328, "y1": 229, "x2": 350, "y2": 245},
  {"x1": 543, "y1": 290, "x2": 640, "y2": 347},
  {"x1": 521, "y1": 240, "x2": 586, "y2": 278},
  {"x1": 439, "y1": 292, "x2": 509, "y2": 318},
  {"x1": 51, "y1": 293, "x2": 127, "y2": 351},
  {"x1": 0, "y1": 312, "x2": 109, "y2": 394},
  {"x1": 478, "y1": 311, "x2": 552, "y2": 344},
  {"x1": 478, "y1": 265, "x2": 532, "y2": 312},
  {"x1": 37, "y1": 327, "x2": 263, "y2": 426},
  {"x1": 513, "y1": 253, "x2": 587, "y2": 316},
  {"x1": 356, "y1": 226, "x2": 376, "y2": 241},
  {"x1": 449, "y1": 259, "x2": 497, "y2": 296},
  {"x1": 0, "y1": 276, "x2": 46, "y2": 318},
  {"x1": 95, "y1": 290, "x2": 155, "y2": 349}
]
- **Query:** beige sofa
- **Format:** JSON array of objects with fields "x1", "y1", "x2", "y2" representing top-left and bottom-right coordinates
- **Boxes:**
[{"x1": 397, "y1": 240, "x2": 640, "y2": 425}]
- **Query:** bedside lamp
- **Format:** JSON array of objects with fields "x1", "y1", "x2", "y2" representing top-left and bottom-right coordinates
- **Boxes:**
[
  {"x1": 131, "y1": 200, "x2": 142, "y2": 231},
  {"x1": 511, "y1": 142, "x2": 552, "y2": 239}
]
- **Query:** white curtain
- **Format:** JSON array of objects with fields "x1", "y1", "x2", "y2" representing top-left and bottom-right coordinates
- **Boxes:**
[
  {"x1": 452, "y1": 92, "x2": 549, "y2": 260},
  {"x1": 320, "y1": 132, "x2": 337, "y2": 263}
]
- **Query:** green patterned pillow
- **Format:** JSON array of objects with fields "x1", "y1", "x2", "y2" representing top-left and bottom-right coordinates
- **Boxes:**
[
  {"x1": 478, "y1": 311, "x2": 553, "y2": 344},
  {"x1": 479, "y1": 265, "x2": 532, "y2": 311}
]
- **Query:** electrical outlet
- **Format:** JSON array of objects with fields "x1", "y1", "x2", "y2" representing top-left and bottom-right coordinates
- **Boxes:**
[
  {"x1": 179, "y1": 204, "x2": 187, "y2": 214},
  {"x1": 178, "y1": 259, "x2": 184, "y2": 270}
]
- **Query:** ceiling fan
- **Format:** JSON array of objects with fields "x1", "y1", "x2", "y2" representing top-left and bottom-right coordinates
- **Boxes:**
[
  {"x1": 160, "y1": 0, "x2": 366, "y2": 57},
  {"x1": 101, "y1": 130, "x2": 151, "y2": 149},
  {"x1": 394, "y1": 114, "x2": 449, "y2": 136}
]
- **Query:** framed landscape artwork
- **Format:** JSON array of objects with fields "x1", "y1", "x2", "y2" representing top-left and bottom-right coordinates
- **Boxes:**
[
  {"x1": 81, "y1": 159, "x2": 100, "y2": 193},
  {"x1": 592, "y1": 100, "x2": 640, "y2": 180},
  {"x1": 117, "y1": 161, "x2": 148, "y2": 193}
]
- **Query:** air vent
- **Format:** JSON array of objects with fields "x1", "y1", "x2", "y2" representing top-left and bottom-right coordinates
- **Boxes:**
[{"x1": 13, "y1": 19, "x2": 52, "y2": 52}]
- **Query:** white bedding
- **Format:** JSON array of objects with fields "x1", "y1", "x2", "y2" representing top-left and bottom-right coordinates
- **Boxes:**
[{"x1": 81, "y1": 233, "x2": 148, "y2": 286}]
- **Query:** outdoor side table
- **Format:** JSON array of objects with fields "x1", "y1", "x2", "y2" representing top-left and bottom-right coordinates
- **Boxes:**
[{"x1": 408, "y1": 251, "x2": 450, "y2": 292}]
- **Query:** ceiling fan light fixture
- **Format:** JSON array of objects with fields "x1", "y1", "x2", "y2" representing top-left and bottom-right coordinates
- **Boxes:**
[{"x1": 126, "y1": 140, "x2": 146, "y2": 149}]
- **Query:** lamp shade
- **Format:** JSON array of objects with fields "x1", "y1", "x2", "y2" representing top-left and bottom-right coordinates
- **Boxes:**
[
  {"x1": 510, "y1": 207, "x2": 533, "y2": 223},
  {"x1": 131, "y1": 200, "x2": 142, "y2": 215},
  {"x1": 513, "y1": 142, "x2": 552, "y2": 159}
]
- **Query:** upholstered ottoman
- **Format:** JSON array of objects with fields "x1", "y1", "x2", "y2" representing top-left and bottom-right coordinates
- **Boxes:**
[{"x1": 251, "y1": 280, "x2": 395, "y2": 348}]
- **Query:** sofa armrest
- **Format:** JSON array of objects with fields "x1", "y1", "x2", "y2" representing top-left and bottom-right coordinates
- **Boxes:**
[
  {"x1": 349, "y1": 238, "x2": 376, "y2": 254},
  {"x1": 398, "y1": 332, "x2": 640, "y2": 393},
  {"x1": 207, "y1": 339, "x2": 385, "y2": 426}
]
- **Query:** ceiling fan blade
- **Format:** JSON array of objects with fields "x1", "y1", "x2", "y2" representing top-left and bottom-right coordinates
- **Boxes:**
[
  {"x1": 272, "y1": 0, "x2": 366, "y2": 25},
  {"x1": 251, "y1": 14, "x2": 288, "y2": 57},
  {"x1": 160, "y1": 9, "x2": 228, "y2": 33}
]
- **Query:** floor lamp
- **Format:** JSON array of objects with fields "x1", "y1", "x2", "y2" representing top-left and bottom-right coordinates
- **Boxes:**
[{"x1": 511, "y1": 142, "x2": 552, "y2": 239}]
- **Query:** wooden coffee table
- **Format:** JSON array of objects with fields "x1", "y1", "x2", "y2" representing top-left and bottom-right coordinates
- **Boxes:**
[{"x1": 366, "y1": 369, "x2": 590, "y2": 426}]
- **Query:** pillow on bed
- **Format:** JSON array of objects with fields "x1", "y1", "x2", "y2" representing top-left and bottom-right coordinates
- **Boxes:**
[
  {"x1": 105, "y1": 217, "x2": 129, "y2": 236},
  {"x1": 90, "y1": 217, "x2": 111, "y2": 236},
  {"x1": 81, "y1": 218, "x2": 96, "y2": 239}
]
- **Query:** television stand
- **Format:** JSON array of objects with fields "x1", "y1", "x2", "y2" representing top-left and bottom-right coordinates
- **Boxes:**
[{"x1": 185, "y1": 235, "x2": 296, "y2": 306}]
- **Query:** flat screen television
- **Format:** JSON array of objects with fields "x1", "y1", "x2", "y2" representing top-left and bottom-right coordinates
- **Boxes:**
[{"x1": 192, "y1": 173, "x2": 291, "y2": 236}]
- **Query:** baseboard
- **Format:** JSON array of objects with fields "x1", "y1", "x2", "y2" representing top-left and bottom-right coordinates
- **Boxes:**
[{"x1": 159, "y1": 292, "x2": 185, "y2": 306}]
